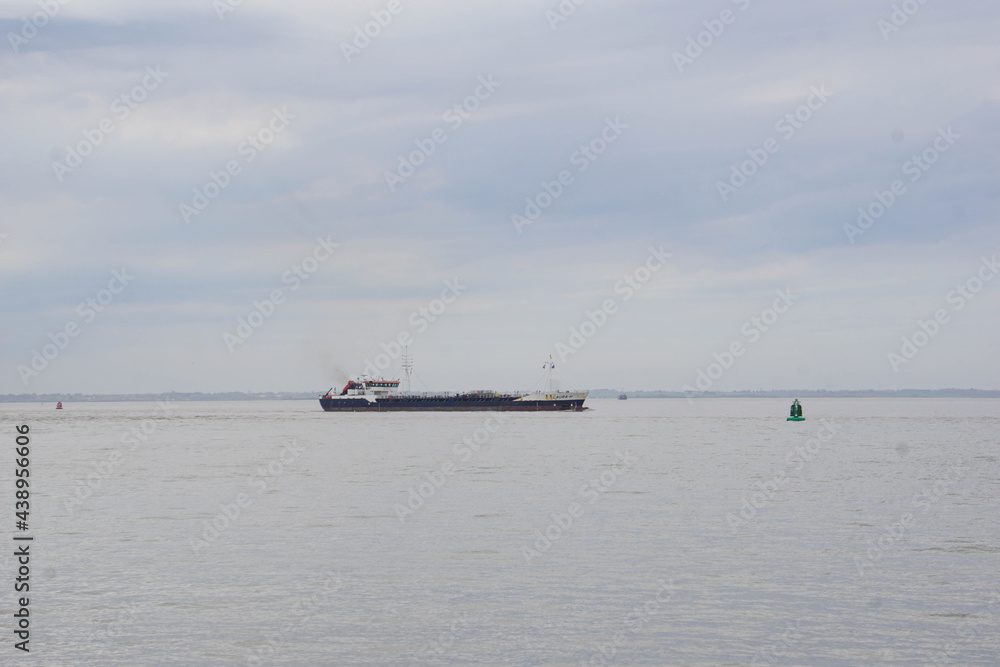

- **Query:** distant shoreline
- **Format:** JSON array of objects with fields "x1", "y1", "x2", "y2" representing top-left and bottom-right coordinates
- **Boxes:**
[
  {"x1": 1, "y1": 389, "x2": 998, "y2": 403},
  {"x1": 592, "y1": 389, "x2": 1000, "y2": 399}
]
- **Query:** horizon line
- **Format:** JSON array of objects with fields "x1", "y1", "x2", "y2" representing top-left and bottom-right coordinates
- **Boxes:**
[{"x1": 2, "y1": 388, "x2": 999, "y2": 403}]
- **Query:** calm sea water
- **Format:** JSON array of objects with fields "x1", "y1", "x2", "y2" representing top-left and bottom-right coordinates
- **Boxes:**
[{"x1": 2, "y1": 398, "x2": 998, "y2": 666}]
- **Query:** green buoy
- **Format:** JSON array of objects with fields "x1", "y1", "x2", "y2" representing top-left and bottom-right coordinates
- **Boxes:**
[{"x1": 787, "y1": 399, "x2": 804, "y2": 421}]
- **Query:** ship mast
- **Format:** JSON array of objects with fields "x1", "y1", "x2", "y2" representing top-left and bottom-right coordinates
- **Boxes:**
[
  {"x1": 543, "y1": 355, "x2": 555, "y2": 393},
  {"x1": 401, "y1": 346, "x2": 414, "y2": 394}
]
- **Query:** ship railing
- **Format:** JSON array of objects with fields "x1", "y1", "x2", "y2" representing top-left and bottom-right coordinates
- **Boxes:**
[
  {"x1": 390, "y1": 391, "x2": 527, "y2": 399},
  {"x1": 388, "y1": 390, "x2": 582, "y2": 399}
]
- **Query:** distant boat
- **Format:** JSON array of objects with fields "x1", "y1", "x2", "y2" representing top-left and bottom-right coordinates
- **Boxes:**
[
  {"x1": 319, "y1": 356, "x2": 588, "y2": 412},
  {"x1": 56, "y1": 401, "x2": 63, "y2": 410},
  {"x1": 787, "y1": 399, "x2": 803, "y2": 421},
  {"x1": 618, "y1": 390, "x2": 628, "y2": 400}
]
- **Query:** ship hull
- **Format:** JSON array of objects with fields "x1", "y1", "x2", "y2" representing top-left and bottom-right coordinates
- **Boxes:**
[{"x1": 319, "y1": 396, "x2": 586, "y2": 412}]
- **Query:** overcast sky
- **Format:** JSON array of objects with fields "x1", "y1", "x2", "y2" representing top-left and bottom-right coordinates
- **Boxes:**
[{"x1": 1, "y1": 0, "x2": 998, "y2": 394}]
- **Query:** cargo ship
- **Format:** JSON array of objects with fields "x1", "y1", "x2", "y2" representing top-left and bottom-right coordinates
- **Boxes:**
[{"x1": 319, "y1": 358, "x2": 588, "y2": 412}]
